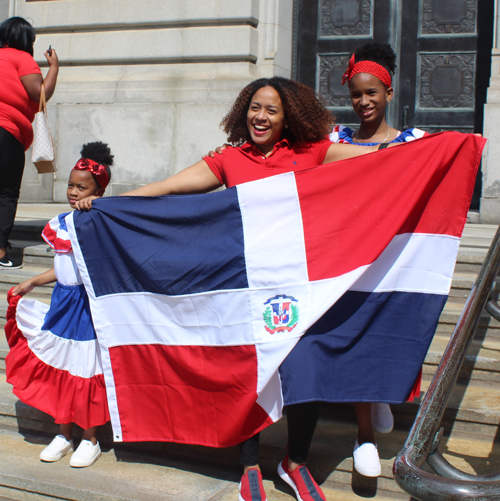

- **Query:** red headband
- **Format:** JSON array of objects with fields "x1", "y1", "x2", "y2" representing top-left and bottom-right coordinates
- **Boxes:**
[
  {"x1": 341, "y1": 54, "x2": 392, "y2": 88},
  {"x1": 73, "y1": 158, "x2": 110, "y2": 190}
]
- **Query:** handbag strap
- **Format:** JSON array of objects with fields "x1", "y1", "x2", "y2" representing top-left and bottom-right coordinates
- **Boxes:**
[{"x1": 38, "y1": 83, "x2": 47, "y2": 113}]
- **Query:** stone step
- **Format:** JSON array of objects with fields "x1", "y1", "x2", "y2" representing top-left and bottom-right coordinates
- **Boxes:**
[
  {"x1": 8, "y1": 221, "x2": 47, "y2": 244},
  {"x1": 0, "y1": 336, "x2": 7, "y2": 373},
  {"x1": 6, "y1": 216, "x2": 52, "y2": 267},
  {"x1": 0, "y1": 399, "x2": 499, "y2": 501},
  {"x1": 0, "y1": 425, "x2": 401, "y2": 501},
  {"x1": 0, "y1": 264, "x2": 55, "y2": 299},
  {"x1": 453, "y1": 224, "x2": 498, "y2": 272},
  {"x1": 455, "y1": 254, "x2": 490, "y2": 272},
  {"x1": 438, "y1": 298, "x2": 500, "y2": 334},
  {"x1": 449, "y1": 269, "x2": 500, "y2": 299},
  {"x1": 424, "y1": 332, "x2": 500, "y2": 384},
  {"x1": 14, "y1": 204, "x2": 67, "y2": 221},
  {"x1": 22, "y1": 245, "x2": 55, "y2": 267},
  {"x1": 0, "y1": 286, "x2": 53, "y2": 303},
  {"x1": 310, "y1": 421, "x2": 500, "y2": 500},
  {"x1": 395, "y1": 378, "x2": 500, "y2": 443},
  {"x1": 460, "y1": 223, "x2": 498, "y2": 243},
  {"x1": 7, "y1": 204, "x2": 62, "y2": 270}
]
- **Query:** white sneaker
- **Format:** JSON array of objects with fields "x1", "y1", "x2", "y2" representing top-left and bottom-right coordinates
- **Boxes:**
[
  {"x1": 353, "y1": 440, "x2": 381, "y2": 477},
  {"x1": 39, "y1": 435, "x2": 74, "y2": 462},
  {"x1": 371, "y1": 403, "x2": 394, "y2": 434},
  {"x1": 69, "y1": 440, "x2": 101, "y2": 468}
]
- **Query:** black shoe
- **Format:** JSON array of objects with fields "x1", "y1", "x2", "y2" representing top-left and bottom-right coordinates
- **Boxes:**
[{"x1": 0, "y1": 253, "x2": 22, "y2": 270}]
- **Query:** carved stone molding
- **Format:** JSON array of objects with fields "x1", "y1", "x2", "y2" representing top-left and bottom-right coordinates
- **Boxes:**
[
  {"x1": 319, "y1": 0, "x2": 372, "y2": 38},
  {"x1": 418, "y1": 126, "x2": 474, "y2": 133},
  {"x1": 421, "y1": 0, "x2": 477, "y2": 35},
  {"x1": 318, "y1": 54, "x2": 351, "y2": 106},
  {"x1": 419, "y1": 53, "x2": 475, "y2": 109}
]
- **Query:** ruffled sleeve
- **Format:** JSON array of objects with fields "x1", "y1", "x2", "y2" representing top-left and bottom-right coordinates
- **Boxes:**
[
  {"x1": 329, "y1": 125, "x2": 354, "y2": 144},
  {"x1": 42, "y1": 213, "x2": 72, "y2": 253},
  {"x1": 393, "y1": 128, "x2": 428, "y2": 143}
]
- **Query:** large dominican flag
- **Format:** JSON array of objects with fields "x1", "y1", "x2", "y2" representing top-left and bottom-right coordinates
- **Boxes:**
[{"x1": 66, "y1": 132, "x2": 485, "y2": 447}]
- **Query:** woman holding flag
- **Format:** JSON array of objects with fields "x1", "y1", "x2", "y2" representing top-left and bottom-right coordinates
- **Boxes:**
[
  {"x1": 76, "y1": 76, "x2": 401, "y2": 501},
  {"x1": 206, "y1": 43, "x2": 419, "y2": 481}
]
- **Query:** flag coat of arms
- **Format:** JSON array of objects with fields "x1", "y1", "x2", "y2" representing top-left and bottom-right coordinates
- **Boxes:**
[{"x1": 66, "y1": 132, "x2": 485, "y2": 447}]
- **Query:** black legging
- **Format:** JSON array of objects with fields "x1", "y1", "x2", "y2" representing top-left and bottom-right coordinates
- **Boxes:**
[
  {"x1": 0, "y1": 127, "x2": 25, "y2": 249},
  {"x1": 240, "y1": 401, "x2": 321, "y2": 466}
]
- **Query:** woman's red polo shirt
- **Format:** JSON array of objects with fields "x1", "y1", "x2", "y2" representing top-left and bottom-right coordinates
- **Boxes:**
[{"x1": 204, "y1": 138, "x2": 332, "y2": 188}]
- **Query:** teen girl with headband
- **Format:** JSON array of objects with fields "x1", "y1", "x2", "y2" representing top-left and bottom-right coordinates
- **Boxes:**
[
  {"x1": 5, "y1": 142, "x2": 113, "y2": 468},
  {"x1": 331, "y1": 42, "x2": 426, "y2": 146},
  {"x1": 328, "y1": 42, "x2": 427, "y2": 478}
]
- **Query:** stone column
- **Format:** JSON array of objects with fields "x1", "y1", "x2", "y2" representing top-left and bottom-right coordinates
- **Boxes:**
[{"x1": 481, "y1": 0, "x2": 500, "y2": 223}]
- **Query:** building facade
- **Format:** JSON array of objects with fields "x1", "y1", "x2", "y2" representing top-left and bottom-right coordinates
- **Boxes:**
[
  {"x1": 2, "y1": 0, "x2": 500, "y2": 223},
  {"x1": 482, "y1": 0, "x2": 500, "y2": 222},
  {"x1": 1, "y1": 0, "x2": 293, "y2": 202}
]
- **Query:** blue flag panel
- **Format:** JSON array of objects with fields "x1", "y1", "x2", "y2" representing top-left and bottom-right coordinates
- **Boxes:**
[
  {"x1": 280, "y1": 290, "x2": 447, "y2": 404},
  {"x1": 74, "y1": 189, "x2": 249, "y2": 297}
]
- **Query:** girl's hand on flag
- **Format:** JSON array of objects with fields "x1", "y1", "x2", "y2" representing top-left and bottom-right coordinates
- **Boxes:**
[{"x1": 75, "y1": 196, "x2": 98, "y2": 211}]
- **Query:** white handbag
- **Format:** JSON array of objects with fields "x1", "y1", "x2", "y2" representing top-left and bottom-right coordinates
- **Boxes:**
[{"x1": 31, "y1": 83, "x2": 56, "y2": 173}]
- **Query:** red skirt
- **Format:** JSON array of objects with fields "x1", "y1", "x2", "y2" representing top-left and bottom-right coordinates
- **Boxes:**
[{"x1": 5, "y1": 289, "x2": 110, "y2": 429}]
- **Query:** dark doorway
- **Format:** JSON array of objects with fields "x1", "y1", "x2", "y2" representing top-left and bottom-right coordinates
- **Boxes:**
[{"x1": 292, "y1": 0, "x2": 494, "y2": 209}]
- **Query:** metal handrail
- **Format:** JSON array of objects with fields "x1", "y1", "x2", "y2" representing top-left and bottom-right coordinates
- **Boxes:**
[{"x1": 393, "y1": 225, "x2": 500, "y2": 500}]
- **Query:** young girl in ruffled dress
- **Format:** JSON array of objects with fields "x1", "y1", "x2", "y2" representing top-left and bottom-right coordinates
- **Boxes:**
[{"x1": 5, "y1": 141, "x2": 113, "y2": 468}]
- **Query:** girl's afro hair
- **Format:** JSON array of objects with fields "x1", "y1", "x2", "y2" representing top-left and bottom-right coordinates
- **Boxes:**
[
  {"x1": 80, "y1": 141, "x2": 114, "y2": 167},
  {"x1": 79, "y1": 141, "x2": 113, "y2": 187},
  {"x1": 354, "y1": 42, "x2": 396, "y2": 74}
]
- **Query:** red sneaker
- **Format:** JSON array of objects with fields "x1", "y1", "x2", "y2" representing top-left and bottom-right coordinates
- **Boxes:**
[
  {"x1": 239, "y1": 468, "x2": 267, "y2": 501},
  {"x1": 278, "y1": 455, "x2": 326, "y2": 501}
]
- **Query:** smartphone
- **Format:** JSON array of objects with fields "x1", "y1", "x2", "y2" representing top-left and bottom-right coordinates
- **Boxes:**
[{"x1": 47, "y1": 45, "x2": 52, "y2": 56}]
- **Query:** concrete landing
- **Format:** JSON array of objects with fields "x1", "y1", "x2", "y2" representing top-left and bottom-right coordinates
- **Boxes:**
[
  {"x1": 13, "y1": 205, "x2": 67, "y2": 223},
  {"x1": 2, "y1": 418, "x2": 500, "y2": 501},
  {"x1": 0, "y1": 423, "x2": 402, "y2": 501}
]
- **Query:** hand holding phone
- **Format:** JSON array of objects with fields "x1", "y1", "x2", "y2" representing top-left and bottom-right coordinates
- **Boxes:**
[{"x1": 44, "y1": 45, "x2": 58, "y2": 67}]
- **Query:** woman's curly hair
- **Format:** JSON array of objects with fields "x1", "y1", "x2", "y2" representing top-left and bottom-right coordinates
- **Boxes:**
[
  {"x1": 220, "y1": 77, "x2": 333, "y2": 146},
  {"x1": 354, "y1": 42, "x2": 396, "y2": 75},
  {"x1": 80, "y1": 141, "x2": 113, "y2": 187}
]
